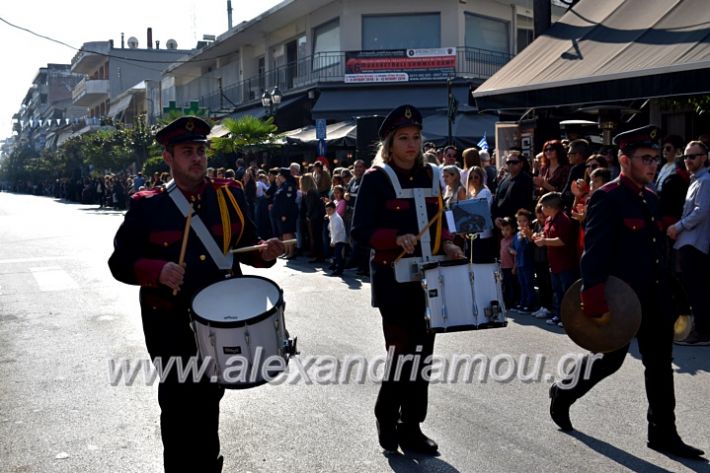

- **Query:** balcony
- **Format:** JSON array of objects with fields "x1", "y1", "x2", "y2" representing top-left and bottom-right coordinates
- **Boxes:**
[
  {"x1": 195, "y1": 46, "x2": 512, "y2": 113},
  {"x1": 72, "y1": 77, "x2": 110, "y2": 106},
  {"x1": 71, "y1": 42, "x2": 110, "y2": 74}
]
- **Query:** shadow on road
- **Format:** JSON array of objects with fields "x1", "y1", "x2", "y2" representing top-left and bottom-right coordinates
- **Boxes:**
[
  {"x1": 385, "y1": 451, "x2": 462, "y2": 473},
  {"x1": 571, "y1": 430, "x2": 708, "y2": 472}
]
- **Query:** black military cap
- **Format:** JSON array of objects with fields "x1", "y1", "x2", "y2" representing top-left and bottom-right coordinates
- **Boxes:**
[
  {"x1": 155, "y1": 116, "x2": 211, "y2": 147},
  {"x1": 378, "y1": 104, "x2": 423, "y2": 140},
  {"x1": 278, "y1": 167, "x2": 291, "y2": 178},
  {"x1": 269, "y1": 167, "x2": 280, "y2": 175},
  {"x1": 613, "y1": 125, "x2": 661, "y2": 155}
]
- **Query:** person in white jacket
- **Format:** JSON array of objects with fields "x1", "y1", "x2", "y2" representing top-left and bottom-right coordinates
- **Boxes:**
[{"x1": 326, "y1": 201, "x2": 347, "y2": 276}]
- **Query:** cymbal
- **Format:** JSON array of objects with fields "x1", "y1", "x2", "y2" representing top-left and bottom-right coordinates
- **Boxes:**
[
  {"x1": 561, "y1": 276, "x2": 642, "y2": 353},
  {"x1": 673, "y1": 314, "x2": 693, "y2": 342}
]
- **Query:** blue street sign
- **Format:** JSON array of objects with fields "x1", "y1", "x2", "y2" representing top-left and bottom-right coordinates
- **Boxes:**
[
  {"x1": 316, "y1": 119, "x2": 327, "y2": 140},
  {"x1": 317, "y1": 139, "x2": 327, "y2": 157}
]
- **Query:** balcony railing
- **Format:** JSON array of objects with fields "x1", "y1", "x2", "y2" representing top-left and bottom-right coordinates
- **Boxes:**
[
  {"x1": 72, "y1": 78, "x2": 110, "y2": 106},
  {"x1": 194, "y1": 46, "x2": 511, "y2": 112}
]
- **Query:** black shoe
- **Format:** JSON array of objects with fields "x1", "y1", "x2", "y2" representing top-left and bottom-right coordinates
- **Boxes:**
[
  {"x1": 376, "y1": 420, "x2": 398, "y2": 452},
  {"x1": 674, "y1": 330, "x2": 710, "y2": 346},
  {"x1": 329, "y1": 270, "x2": 343, "y2": 276},
  {"x1": 397, "y1": 423, "x2": 438, "y2": 454},
  {"x1": 648, "y1": 428, "x2": 705, "y2": 459},
  {"x1": 549, "y1": 384, "x2": 574, "y2": 432}
]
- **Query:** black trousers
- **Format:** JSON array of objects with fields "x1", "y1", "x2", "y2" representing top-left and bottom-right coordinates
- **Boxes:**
[
  {"x1": 557, "y1": 303, "x2": 676, "y2": 430},
  {"x1": 155, "y1": 356, "x2": 225, "y2": 473},
  {"x1": 677, "y1": 244, "x2": 710, "y2": 335},
  {"x1": 375, "y1": 305, "x2": 435, "y2": 426}
]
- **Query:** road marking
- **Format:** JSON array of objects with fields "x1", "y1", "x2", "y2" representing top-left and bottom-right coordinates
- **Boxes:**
[
  {"x1": 30, "y1": 266, "x2": 79, "y2": 292},
  {"x1": 0, "y1": 256, "x2": 72, "y2": 265}
]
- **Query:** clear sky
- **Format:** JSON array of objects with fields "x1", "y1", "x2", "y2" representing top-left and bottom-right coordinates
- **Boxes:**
[{"x1": 0, "y1": 0, "x2": 282, "y2": 142}]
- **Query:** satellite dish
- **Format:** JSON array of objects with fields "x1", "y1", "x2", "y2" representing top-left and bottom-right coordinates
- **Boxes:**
[
  {"x1": 166, "y1": 39, "x2": 178, "y2": 49},
  {"x1": 127, "y1": 36, "x2": 139, "y2": 49}
]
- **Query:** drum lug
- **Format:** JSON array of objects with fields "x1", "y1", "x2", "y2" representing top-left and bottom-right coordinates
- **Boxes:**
[{"x1": 283, "y1": 336, "x2": 299, "y2": 356}]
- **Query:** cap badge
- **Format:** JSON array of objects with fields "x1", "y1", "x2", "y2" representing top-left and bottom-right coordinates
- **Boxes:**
[
  {"x1": 185, "y1": 119, "x2": 195, "y2": 131},
  {"x1": 404, "y1": 108, "x2": 412, "y2": 119},
  {"x1": 649, "y1": 128, "x2": 657, "y2": 139}
]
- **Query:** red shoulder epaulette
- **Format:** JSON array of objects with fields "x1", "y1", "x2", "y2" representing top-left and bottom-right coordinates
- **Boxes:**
[
  {"x1": 211, "y1": 177, "x2": 243, "y2": 190},
  {"x1": 364, "y1": 166, "x2": 381, "y2": 175},
  {"x1": 131, "y1": 187, "x2": 164, "y2": 200}
]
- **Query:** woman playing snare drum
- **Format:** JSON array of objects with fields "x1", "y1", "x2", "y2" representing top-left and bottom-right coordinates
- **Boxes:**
[{"x1": 351, "y1": 104, "x2": 464, "y2": 454}]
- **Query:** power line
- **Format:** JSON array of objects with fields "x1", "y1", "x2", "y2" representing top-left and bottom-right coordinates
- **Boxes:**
[{"x1": 0, "y1": 15, "x2": 231, "y2": 66}]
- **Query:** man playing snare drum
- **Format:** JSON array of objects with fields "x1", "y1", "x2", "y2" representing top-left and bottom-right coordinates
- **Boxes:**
[{"x1": 108, "y1": 116, "x2": 284, "y2": 472}]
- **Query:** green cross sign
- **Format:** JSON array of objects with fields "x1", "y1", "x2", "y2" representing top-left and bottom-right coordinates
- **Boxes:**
[
  {"x1": 163, "y1": 100, "x2": 181, "y2": 115},
  {"x1": 183, "y1": 101, "x2": 207, "y2": 116}
]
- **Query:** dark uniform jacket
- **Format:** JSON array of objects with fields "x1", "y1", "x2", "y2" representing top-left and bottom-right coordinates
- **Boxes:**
[
  {"x1": 581, "y1": 174, "x2": 670, "y2": 312},
  {"x1": 492, "y1": 171, "x2": 534, "y2": 221},
  {"x1": 351, "y1": 163, "x2": 451, "y2": 314},
  {"x1": 108, "y1": 178, "x2": 273, "y2": 359},
  {"x1": 271, "y1": 178, "x2": 298, "y2": 234}
]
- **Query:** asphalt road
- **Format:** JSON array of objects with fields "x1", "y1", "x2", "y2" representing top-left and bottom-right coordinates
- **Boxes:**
[{"x1": 0, "y1": 192, "x2": 708, "y2": 473}]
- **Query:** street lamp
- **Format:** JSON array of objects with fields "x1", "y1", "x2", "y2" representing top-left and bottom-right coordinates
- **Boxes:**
[{"x1": 261, "y1": 86, "x2": 283, "y2": 116}]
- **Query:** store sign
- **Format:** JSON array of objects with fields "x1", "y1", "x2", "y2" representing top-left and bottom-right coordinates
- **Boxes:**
[{"x1": 344, "y1": 48, "x2": 457, "y2": 83}]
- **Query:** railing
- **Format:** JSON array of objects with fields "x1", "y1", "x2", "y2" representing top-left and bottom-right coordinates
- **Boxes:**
[{"x1": 196, "y1": 47, "x2": 511, "y2": 112}]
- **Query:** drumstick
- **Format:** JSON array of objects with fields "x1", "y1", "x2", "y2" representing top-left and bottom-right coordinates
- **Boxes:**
[
  {"x1": 393, "y1": 208, "x2": 444, "y2": 264},
  {"x1": 173, "y1": 208, "x2": 192, "y2": 296},
  {"x1": 230, "y1": 238, "x2": 297, "y2": 254}
]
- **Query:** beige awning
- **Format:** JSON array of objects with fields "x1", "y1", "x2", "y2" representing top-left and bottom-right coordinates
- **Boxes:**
[{"x1": 473, "y1": 0, "x2": 710, "y2": 111}]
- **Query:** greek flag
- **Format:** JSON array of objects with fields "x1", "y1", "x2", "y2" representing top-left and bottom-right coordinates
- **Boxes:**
[{"x1": 477, "y1": 132, "x2": 489, "y2": 151}]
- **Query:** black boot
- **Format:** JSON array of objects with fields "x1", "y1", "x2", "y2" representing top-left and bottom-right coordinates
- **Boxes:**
[
  {"x1": 397, "y1": 422, "x2": 438, "y2": 454},
  {"x1": 376, "y1": 420, "x2": 399, "y2": 452},
  {"x1": 549, "y1": 384, "x2": 574, "y2": 432},
  {"x1": 648, "y1": 425, "x2": 705, "y2": 459}
]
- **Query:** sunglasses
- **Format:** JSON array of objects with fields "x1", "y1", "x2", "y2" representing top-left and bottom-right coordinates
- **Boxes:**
[
  {"x1": 663, "y1": 145, "x2": 674, "y2": 151},
  {"x1": 506, "y1": 160, "x2": 521, "y2": 165},
  {"x1": 683, "y1": 153, "x2": 706, "y2": 160},
  {"x1": 585, "y1": 164, "x2": 599, "y2": 170},
  {"x1": 544, "y1": 147, "x2": 555, "y2": 152}
]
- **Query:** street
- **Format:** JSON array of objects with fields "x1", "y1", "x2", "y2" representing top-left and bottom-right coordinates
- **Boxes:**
[{"x1": 0, "y1": 192, "x2": 708, "y2": 473}]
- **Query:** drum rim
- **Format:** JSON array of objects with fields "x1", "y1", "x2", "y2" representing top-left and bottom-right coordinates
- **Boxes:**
[
  {"x1": 421, "y1": 258, "x2": 469, "y2": 271},
  {"x1": 190, "y1": 275, "x2": 284, "y2": 328}
]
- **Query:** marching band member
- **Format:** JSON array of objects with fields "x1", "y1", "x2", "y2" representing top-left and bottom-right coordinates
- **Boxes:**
[
  {"x1": 548, "y1": 125, "x2": 704, "y2": 459},
  {"x1": 351, "y1": 104, "x2": 464, "y2": 454},
  {"x1": 108, "y1": 116, "x2": 284, "y2": 472}
]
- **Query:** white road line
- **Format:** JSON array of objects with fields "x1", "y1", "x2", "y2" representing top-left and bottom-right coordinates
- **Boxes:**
[
  {"x1": 29, "y1": 266, "x2": 79, "y2": 292},
  {"x1": 0, "y1": 256, "x2": 72, "y2": 265}
]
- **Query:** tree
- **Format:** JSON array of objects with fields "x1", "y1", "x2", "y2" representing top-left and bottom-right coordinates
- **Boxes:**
[{"x1": 210, "y1": 116, "x2": 279, "y2": 158}]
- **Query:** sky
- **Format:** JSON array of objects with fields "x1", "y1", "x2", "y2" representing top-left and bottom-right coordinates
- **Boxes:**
[{"x1": 0, "y1": 0, "x2": 282, "y2": 142}]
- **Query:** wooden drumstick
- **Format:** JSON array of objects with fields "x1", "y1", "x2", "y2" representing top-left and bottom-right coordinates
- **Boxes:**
[
  {"x1": 393, "y1": 208, "x2": 444, "y2": 264},
  {"x1": 173, "y1": 208, "x2": 192, "y2": 296},
  {"x1": 230, "y1": 238, "x2": 297, "y2": 254}
]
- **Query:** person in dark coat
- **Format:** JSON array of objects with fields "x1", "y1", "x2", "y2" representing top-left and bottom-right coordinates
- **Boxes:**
[
  {"x1": 108, "y1": 116, "x2": 284, "y2": 472},
  {"x1": 548, "y1": 125, "x2": 704, "y2": 460},
  {"x1": 270, "y1": 167, "x2": 299, "y2": 258},
  {"x1": 492, "y1": 151, "x2": 534, "y2": 223},
  {"x1": 351, "y1": 104, "x2": 464, "y2": 455}
]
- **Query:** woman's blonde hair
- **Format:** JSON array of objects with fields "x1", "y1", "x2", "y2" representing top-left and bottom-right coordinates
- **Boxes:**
[
  {"x1": 372, "y1": 129, "x2": 425, "y2": 167},
  {"x1": 466, "y1": 166, "x2": 486, "y2": 196},
  {"x1": 299, "y1": 173, "x2": 317, "y2": 193}
]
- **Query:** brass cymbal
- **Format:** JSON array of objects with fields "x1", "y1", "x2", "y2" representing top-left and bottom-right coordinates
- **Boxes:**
[
  {"x1": 561, "y1": 276, "x2": 642, "y2": 353},
  {"x1": 673, "y1": 314, "x2": 693, "y2": 342}
]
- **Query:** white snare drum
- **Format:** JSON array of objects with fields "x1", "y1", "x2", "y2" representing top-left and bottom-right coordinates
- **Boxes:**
[
  {"x1": 190, "y1": 276, "x2": 297, "y2": 389},
  {"x1": 421, "y1": 260, "x2": 507, "y2": 332}
]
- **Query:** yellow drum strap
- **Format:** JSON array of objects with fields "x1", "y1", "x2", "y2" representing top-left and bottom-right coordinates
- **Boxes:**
[
  {"x1": 222, "y1": 185, "x2": 245, "y2": 249},
  {"x1": 432, "y1": 194, "x2": 443, "y2": 255}
]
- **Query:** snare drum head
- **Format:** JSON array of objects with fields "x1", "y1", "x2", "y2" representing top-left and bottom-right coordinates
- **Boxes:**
[{"x1": 192, "y1": 276, "x2": 282, "y2": 325}]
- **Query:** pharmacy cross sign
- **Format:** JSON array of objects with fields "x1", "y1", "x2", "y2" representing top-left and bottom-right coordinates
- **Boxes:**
[{"x1": 162, "y1": 100, "x2": 208, "y2": 116}]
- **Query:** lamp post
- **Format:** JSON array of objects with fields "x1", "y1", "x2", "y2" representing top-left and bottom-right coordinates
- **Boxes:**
[{"x1": 261, "y1": 86, "x2": 283, "y2": 116}]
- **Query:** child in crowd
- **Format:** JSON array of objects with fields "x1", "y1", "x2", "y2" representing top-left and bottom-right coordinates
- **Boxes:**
[
  {"x1": 533, "y1": 192, "x2": 580, "y2": 327},
  {"x1": 532, "y1": 204, "x2": 553, "y2": 319},
  {"x1": 498, "y1": 217, "x2": 519, "y2": 309},
  {"x1": 325, "y1": 201, "x2": 347, "y2": 276},
  {"x1": 509, "y1": 209, "x2": 537, "y2": 313}
]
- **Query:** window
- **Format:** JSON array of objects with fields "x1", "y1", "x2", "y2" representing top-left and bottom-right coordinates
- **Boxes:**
[
  {"x1": 465, "y1": 13, "x2": 509, "y2": 54},
  {"x1": 362, "y1": 13, "x2": 440, "y2": 50},
  {"x1": 516, "y1": 14, "x2": 534, "y2": 53},
  {"x1": 313, "y1": 19, "x2": 340, "y2": 70}
]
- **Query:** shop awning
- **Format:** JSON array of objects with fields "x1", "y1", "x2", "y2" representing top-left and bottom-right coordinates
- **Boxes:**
[
  {"x1": 473, "y1": 0, "x2": 710, "y2": 111},
  {"x1": 311, "y1": 84, "x2": 473, "y2": 121},
  {"x1": 109, "y1": 95, "x2": 134, "y2": 119},
  {"x1": 278, "y1": 120, "x2": 358, "y2": 147}
]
